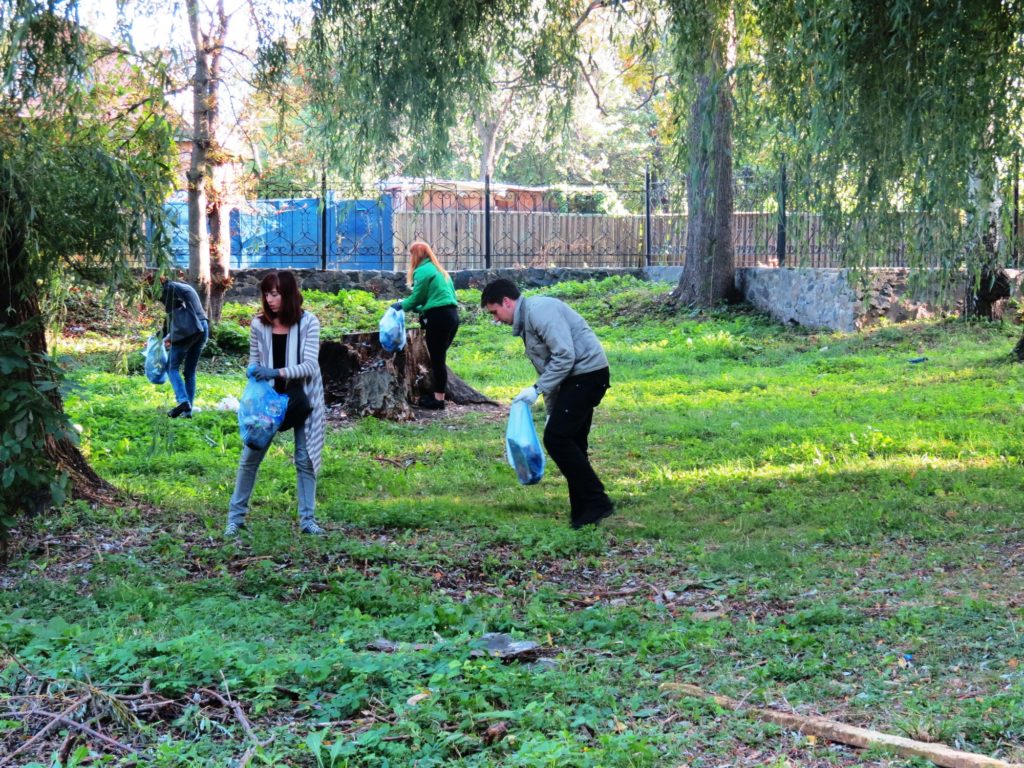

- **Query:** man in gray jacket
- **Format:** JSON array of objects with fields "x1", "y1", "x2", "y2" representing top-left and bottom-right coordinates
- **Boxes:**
[{"x1": 481, "y1": 278, "x2": 614, "y2": 529}]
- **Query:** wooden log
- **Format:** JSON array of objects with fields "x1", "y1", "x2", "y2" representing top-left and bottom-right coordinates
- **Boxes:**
[
  {"x1": 661, "y1": 683, "x2": 1021, "y2": 768},
  {"x1": 319, "y1": 329, "x2": 496, "y2": 420}
]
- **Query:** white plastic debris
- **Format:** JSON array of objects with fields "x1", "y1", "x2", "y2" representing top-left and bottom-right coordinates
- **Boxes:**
[{"x1": 213, "y1": 395, "x2": 240, "y2": 412}]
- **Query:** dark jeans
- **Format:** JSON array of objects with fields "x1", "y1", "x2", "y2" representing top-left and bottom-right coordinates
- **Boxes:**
[
  {"x1": 542, "y1": 367, "x2": 611, "y2": 525},
  {"x1": 422, "y1": 305, "x2": 459, "y2": 395},
  {"x1": 167, "y1": 320, "x2": 209, "y2": 408}
]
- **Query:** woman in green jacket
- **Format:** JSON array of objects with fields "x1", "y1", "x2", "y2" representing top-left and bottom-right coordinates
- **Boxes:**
[{"x1": 392, "y1": 241, "x2": 459, "y2": 409}]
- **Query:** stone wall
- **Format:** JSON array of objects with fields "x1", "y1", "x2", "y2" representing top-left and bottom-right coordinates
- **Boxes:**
[
  {"x1": 224, "y1": 264, "x2": 989, "y2": 333},
  {"x1": 734, "y1": 267, "x2": 971, "y2": 332},
  {"x1": 226, "y1": 266, "x2": 651, "y2": 303}
]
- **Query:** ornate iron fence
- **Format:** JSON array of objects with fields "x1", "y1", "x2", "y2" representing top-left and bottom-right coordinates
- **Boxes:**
[{"x1": 162, "y1": 167, "x2": 1024, "y2": 271}]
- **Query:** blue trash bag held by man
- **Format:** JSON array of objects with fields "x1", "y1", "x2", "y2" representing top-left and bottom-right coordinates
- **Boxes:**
[
  {"x1": 238, "y1": 372, "x2": 289, "y2": 451},
  {"x1": 505, "y1": 400, "x2": 545, "y2": 485},
  {"x1": 145, "y1": 335, "x2": 169, "y2": 384},
  {"x1": 379, "y1": 306, "x2": 406, "y2": 352}
]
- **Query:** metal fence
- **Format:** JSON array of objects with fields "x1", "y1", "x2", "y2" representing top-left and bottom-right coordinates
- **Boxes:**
[{"x1": 164, "y1": 167, "x2": 1024, "y2": 271}]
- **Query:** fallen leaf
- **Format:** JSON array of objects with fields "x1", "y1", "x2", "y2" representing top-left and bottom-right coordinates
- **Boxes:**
[
  {"x1": 406, "y1": 691, "x2": 431, "y2": 706},
  {"x1": 483, "y1": 721, "x2": 508, "y2": 745}
]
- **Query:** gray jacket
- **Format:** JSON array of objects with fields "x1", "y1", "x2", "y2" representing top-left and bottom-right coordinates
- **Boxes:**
[{"x1": 512, "y1": 296, "x2": 609, "y2": 400}]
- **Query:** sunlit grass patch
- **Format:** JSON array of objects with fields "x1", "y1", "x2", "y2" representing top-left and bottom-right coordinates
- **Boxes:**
[{"x1": 6, "y1": 278, "x2": 1024, "y2": 766}]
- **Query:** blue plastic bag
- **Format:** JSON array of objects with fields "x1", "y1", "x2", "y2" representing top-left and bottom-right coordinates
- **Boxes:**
[
  {"x1": 506, "y1": 400, "x2": 545, "y2": 485},
  {"x1": 238, "y1": 376, "x2": 289, "y2": 451},
  {"x1": 145, "y1": 335, "x2": 168, "y2": 384},
  {"x1": 379, "y1": 306, "x2": 406, "y2": 352}
]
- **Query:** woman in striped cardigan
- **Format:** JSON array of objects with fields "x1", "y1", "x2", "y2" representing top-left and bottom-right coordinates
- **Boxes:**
[{"x1": 225, "y1": 270, "x2": 327, "y2": 537}]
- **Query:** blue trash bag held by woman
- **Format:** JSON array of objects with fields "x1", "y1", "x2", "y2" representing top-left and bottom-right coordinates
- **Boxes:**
[
  {"x1": 145, "y1": 335, "x2": 168, "y2": 384},
  {"x1": 505, "y1": 400, "x2": 545, "y2": 485},
  {"x1": 379, "y1": 306, "x2": 406, "y2": 352},
  {"x1": 238, "y1": 373, "x2": 289, "y2": 451}
]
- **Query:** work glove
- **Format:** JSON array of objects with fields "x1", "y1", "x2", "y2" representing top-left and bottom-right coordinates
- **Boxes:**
[
  {"x1": 248, "y1": 364, "x2": 278, "y2": 381},
  {"x1": 391, "y1": 302, "x2": 403, "y2": 311},
  {"x1": 513, "y1": 384, "x2": 539, "y2": 405}
]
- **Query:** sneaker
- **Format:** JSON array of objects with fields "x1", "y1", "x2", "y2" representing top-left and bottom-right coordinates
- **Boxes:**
[
  {"x1": 224, "y1": 522, "x2": 244, "y2": 537},
  {"x1": 301, "y1": 521, "x2": 326, "y2": 536},
  {"x1": 418, "y1": 396, "x2": 446, "y2": 410},
  {"x1": 168, "y1": 402, "x2": 192, "y2": 419}
]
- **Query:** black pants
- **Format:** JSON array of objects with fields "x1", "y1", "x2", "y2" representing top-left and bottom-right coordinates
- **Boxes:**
[
  {"x1": 543, "y1": 367, "x2": 611, "y2": 525},
  {"x1": 422, "y1": 305, "x2": 460, "y2": 394}
]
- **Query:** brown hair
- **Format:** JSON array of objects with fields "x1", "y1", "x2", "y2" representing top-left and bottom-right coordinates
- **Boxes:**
[
  {"x1": 258, "y1": 270, "x2": 303, "y2": 326},
  {"x1": 480, "y1": 278, "x2": 521, "y2": 306},
  {"x1": 406, "y1": 240, "x2": 450, "y2": 287}
]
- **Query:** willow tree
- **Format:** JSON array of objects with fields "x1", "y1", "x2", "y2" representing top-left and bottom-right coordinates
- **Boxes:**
[
  {"x1": 301, "y1": 0, "x2": 750, "y2": 305},
  {"x1": 0, "y1": 2, "x2": 175, "y2": 547},
  {"x1": 302, "y1": 0, "x2": 618, "y2": 180},
  {"x1": 756, "y1": 0, "x2": 1024, "y2": 313},
  {"x1": 665, "y1": 0, "x2": 738, "y2": 305}
]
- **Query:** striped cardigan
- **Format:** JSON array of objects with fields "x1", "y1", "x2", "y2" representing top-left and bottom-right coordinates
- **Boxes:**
[{"x1": 248, "y1": 313, "x2": 326, "y2": 476}]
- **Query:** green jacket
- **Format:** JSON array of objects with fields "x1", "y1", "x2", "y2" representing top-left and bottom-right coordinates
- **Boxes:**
[{"x1": 400, "y1": 261, "x2": 458, "y2": 313}]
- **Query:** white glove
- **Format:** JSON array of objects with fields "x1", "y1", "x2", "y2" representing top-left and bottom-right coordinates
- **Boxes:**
[{"x1": 513, "y1": 384, "x2": 539, "y2": 405}]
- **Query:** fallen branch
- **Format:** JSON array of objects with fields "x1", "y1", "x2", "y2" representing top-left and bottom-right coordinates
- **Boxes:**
[
  {"x1": 661, "y1": 683, "x2": 1021, "y2": 768},
  {"x1": 0, "y1": 696, "x2": 92, "y2": 767},
  {"x1": 199, "y1": 687, "x2": 264, "y2": 747},
  {"x1": 31, "y1": 709, "x2": 135, "y2": 755}
]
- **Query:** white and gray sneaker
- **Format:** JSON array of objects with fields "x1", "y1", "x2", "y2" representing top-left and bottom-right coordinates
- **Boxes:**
[
  {"x1": 224, "y1": 522, "x2": 244, "y2": 537},
  {"x1": 301, "y1": 521, "x2": 326, "y2": 536}
]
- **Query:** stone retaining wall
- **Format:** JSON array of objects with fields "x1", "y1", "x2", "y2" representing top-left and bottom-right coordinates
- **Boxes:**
[
  {"x1": 225, "y1": 267, "x2": 651, "y2": 303},
  {"x1": 223, "y1": 265, "x2": 994, "y2": 333},
  {"x1": 734, "y1": 267, "x2": 972, "y2": 331}
]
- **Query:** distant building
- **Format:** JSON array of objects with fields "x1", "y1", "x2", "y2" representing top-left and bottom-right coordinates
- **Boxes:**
[{"x1": 378, "y1": 177, "x2": 552, "y2": 213}]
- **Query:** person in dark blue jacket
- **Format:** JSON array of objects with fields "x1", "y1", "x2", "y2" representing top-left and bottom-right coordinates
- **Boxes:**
[{"x1": 159, "y1": 278, "x2": 209, "y2": 418}]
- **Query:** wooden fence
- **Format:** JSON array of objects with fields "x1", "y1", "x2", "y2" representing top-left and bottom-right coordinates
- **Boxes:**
[{"x1": 391, "y1": 210, "x2": 848, "y2": 271}]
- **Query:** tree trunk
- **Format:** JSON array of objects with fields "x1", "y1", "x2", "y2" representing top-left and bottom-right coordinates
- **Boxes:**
[
  {"x1": 674, "y1": 10, "x2": 736, "y2": 308},
  {"x1": 320, "y1": 329, "x2": 495, "y2": 420},
  {"x1": 185, "y1": 0, "x2": 229, "y2": 314},
  {"x1": 965, "y1": 163, "x2": 1005, "y2": 319},
  {"x1": 0, "y1": 237, "x2": 114, "y2": 511},
  {"x1": 477, "y1": 116, "x2": 500, "y2": 182},
  {"x1": 204, "y1": 1, "x2": 231, "y2": 325},
  {"x1": 186, "y1": 0, "x2": 212, "y2": 308},
  {"x1": 208, "y1": 164, "x2": 232, "y2": 325}
]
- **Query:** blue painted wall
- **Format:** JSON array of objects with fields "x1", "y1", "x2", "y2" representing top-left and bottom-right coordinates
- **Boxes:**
[{"x1": 164, "y1": 196, "x2": 394, "y2": 270}]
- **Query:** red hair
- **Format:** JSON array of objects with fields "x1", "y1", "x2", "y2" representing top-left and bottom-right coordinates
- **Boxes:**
[{"x1": 406, "y1": 241, "x2": 450, "y2": 287}]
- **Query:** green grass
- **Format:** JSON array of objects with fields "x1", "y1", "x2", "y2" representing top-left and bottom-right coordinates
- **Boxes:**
[{"x1": 3, "y1": 276, "x2": 1024, "y2": 767}]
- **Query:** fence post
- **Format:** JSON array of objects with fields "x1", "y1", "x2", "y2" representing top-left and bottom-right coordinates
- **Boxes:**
[
  {"x1": 777, "y1": 161, "x2": 787, "y2": 267},
  {"x1": 644, "y1": 165, "x2": 652, "y2": 267},
  {"x1": 320, "y1": 169, "x2": 328, "y2": 271},
  {"x1": 484, "y1": 174, "x2": 492, "y2": 269}
]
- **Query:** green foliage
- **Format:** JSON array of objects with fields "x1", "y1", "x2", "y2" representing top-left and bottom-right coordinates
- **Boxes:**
[
  {"x1": 7, "y1": 280, "x2": 1024, "y2": 764},
  {"x1": 755, "y1": 0, "x2": 1024, "y2": 269},
  {"x1": 209, "y1": 321, "x2": 250, "y2": 355},
  {"x1": 0, "y1": 324, "x2": 75, "y2": 553},
  {"x1": 0, "y1": 3, "x2": 176, "y2": 543},
  {"x1": 303, "y1": 0, "x2": 585, "y2": 179}
]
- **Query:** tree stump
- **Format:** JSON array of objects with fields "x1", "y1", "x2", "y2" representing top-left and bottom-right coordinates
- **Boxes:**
[{"x1": 319, "y1": 329, "x2": 496, "y2": 420}]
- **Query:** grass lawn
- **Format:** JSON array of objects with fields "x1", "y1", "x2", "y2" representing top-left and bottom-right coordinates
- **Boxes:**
[{"x1": 2, "y1": 276, "x2": 1024, "y2": 767}]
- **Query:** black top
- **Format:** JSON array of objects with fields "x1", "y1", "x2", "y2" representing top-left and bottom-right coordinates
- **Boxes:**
[{"x1": 272, "y1": 333, "x2": 287, "y2": 394}]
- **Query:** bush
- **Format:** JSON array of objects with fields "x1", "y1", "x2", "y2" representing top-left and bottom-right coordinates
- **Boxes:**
[{"x1": 210, "y1": 322, "x2": 250, "y2": 355}]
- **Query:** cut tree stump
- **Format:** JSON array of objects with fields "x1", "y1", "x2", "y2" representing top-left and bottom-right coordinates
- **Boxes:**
[{"x1": 319, "y1": 329, "x2": 496, "y2": 420}]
